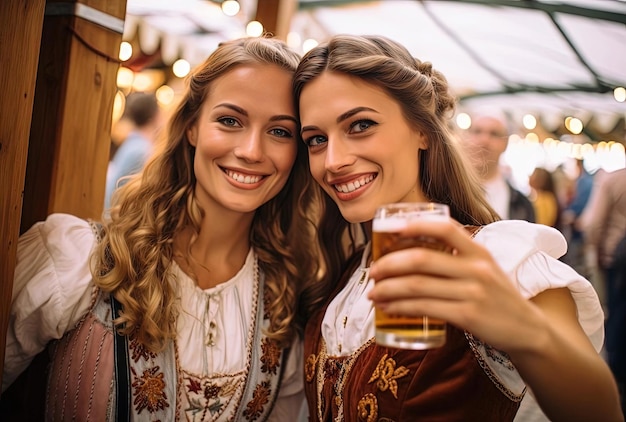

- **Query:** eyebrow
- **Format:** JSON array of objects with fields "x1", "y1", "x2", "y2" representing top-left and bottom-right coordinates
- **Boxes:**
[
  {"x1": 301, "y1": 106, "x2": 379, "y2": 133},
  {"x1": 214, "y1": 103, "x2": 297, "y2": 124}
]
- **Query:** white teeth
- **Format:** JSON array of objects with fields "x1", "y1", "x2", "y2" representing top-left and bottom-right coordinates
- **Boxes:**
[
  {"x1": 226, "y1": 170, "x2": 262, "y2": 184},
  {"x1": 334, "y1": 175, "x2": 374, "y2": 193}
]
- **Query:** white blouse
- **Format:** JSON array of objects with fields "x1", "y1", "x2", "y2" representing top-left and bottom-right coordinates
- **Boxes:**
[
  {"x1": 322, "y1": 219, "x2": 604, "y2": 422},
  {"x1": 3, "y1": 213, "x2": 304, "y2": 420}
]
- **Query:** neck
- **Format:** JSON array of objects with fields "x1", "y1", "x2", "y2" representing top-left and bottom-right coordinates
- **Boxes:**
[{"x1": 175, "y1": 213, "x2": 254, "y2": 289}]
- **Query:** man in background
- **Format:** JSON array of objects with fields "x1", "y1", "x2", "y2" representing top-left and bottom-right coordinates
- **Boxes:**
[
  {"x1": 584, "y1": 166, "x2": 626, "y2": 414},
  {"x1": 463, "y1": 114, "x2": 535, "y2": 222},
  {"x1": 104, "y1": 92, "x2": 164, "y2": 210}
]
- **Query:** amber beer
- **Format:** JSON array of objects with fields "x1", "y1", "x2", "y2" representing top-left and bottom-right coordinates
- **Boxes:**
[{"x1": 373, "y1": 202, "x2": 451, "y2": 349}]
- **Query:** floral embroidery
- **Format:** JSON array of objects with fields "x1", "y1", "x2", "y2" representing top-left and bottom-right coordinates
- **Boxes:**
[
  {"x1": 183, "y1": 373, "x2": 242, "y2": 419},
  {"x1": 243, "y1": 381, "x2": 271, "y2": 420},
  {"x1": 484, "y1": 343, "x2": 515, "y2": 370},
  {"x1": 263, "y1": 292, "x2": 271, "y2": 320},
  {"x1": 469, "y1": 334, "x2": 515, "y2": 371},
  {"x1": 129, "y1": 336, "x2": 156, "y2": 362},
  {"x1": 260, "y1": 338, "x2": 281, "y2": 374},
  {"x1": 368, "y1": 354, "x2": 409, "y2": 399},
  {"x1": 204, "y1": 383, "x2": 221, "y2": 400},
  {"x1": 186, "y1": 378, "x2": 202, "y2": 394},
  {"x1": 357, "y1": 393, "x2": 378, "y2": 422},
  {"x1": 305, "y1": 353, "x2": 318, "y2": 382},
  {"x1": 131, "y1": 366, "x2": 169, "y2": 413},
  {"x1": 324, "y1": 359, "x2": 342, "y2": 378}
]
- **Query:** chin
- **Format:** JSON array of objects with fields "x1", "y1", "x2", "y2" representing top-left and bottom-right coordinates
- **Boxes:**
[{"x1": 337, "y1": 207, "x2": 375, "y2": 224}]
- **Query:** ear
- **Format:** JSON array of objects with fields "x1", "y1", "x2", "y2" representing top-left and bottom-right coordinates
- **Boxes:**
[
  {"x1": 414, "y1": 130, "x2": 428, "y2": 150},
  {"x1": 187, "y1": 126, "x2": 197, "y2": 147}
]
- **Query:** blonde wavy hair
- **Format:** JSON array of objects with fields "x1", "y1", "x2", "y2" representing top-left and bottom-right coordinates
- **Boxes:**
[
  {"x1": 93, "y1": 36, "x2": 320, "y2": 352},
  {"x1": 293, "y1": 34, "x2": 500, "y2": 315}
]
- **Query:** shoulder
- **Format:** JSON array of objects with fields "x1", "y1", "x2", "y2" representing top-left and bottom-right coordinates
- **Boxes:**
[
  {"x1": 19, "y1": 213, "x2": 99, "y2": 264},
  {"x1": 474, "y1": 220, "x2": 566, "y2": 265}
]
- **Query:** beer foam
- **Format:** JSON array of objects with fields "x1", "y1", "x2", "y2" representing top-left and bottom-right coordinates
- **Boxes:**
[{"x1": 373, "y1": 211, "x2": 447, "y2": 232}]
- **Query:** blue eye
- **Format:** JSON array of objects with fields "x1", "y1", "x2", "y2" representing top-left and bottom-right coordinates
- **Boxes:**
[
  {"x1": 350, "y1": 119, "x2": 376, "y2": 133},
  {"x1": 304, "y1": 135, "x2": 327, "y2": 147},
  {"x1": 218, "y1": 117, "x2": 240, "y2": 127},
  {"x1": 270, "y1": 128, "x2": 293, "y2": 138}
]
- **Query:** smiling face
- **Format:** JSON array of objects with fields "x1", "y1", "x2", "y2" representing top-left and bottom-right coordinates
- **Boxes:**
[
  {"x1": 299, "y1": 71, "x2": 429, "y2": 223},
  {"x1": 186, "y1": 63, "x2": 298, "y2": 216}
]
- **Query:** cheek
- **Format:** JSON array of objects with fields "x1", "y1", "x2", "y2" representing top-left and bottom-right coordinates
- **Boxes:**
[
  {"x1": 274, "y1": 143, "x2": 298, "y2": 174},
  {"x1": 307, "y1": 153, "x2": 326, "y2": 185}
]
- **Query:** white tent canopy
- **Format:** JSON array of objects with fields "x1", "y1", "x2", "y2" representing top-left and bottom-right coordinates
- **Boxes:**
[
  {"x1": 123, "y1": 0, "x2": 626, "y2": 134},
  {"x1": 293, "y1": 0, "x2": 626, "y2": 127}
]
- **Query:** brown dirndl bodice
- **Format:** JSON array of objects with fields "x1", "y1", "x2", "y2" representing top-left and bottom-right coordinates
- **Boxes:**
[{"x1": 303, "y1": 249, "x2": 523, "y2": 421}]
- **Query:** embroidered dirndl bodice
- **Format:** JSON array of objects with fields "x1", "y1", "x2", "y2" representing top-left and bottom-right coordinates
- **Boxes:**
[
  {"x1": 303, "y1": 249, "x2": 523, "y2": 422},
  {"x1": 45, "y1": 265, "x2": 286, "y2": 421}
]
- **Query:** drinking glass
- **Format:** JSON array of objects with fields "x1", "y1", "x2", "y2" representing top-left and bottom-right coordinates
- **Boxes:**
[{"x1": 373, "y1": 202, "x2": 452, "y2": 349}]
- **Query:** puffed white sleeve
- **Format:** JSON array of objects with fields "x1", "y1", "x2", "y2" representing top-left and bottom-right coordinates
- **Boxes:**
[
  {"x1": 471, "y1": 220, "x2": 605, "y2": 422},
  {"x1": 267, "y1": 336, "x2": 305, "y2": 421},
  {"x1": 476, "y1": 220, "x2": 604, "y2": 351},
  {"x1": 2, "y1": 213, "x2": 98, "y2": 393}
]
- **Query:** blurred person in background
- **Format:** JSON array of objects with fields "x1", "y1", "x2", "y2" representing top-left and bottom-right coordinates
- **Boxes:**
[
  {"x1": 528, "y1": 167, "x2": 561, "y2": 229},
  {"x1": 584, "y1": 167, "x2": 626, "y2": 414},
  {"x1": 463, "y1": 114, "x2": 535, "y2": 222},
  {"x1": 610, "y1": 232, "x2": 626, "y2": 418},
  {"x1": 104, "y1": 91, "x2": 165, "y2": 210},
  {"x1": 561, "y1": 158, "x2": 594, "y2": 276},
  {"x1": 2, "y1": 36, "x2": 317, "y2": 421}
]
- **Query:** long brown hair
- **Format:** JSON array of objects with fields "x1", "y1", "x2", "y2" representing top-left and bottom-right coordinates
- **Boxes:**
[
  {"x1": 92, "y1": 36, "x2": 319, "y2": 351},
  {"x1": 293, "y1": 34, "x2": 499, "y2": 315}
]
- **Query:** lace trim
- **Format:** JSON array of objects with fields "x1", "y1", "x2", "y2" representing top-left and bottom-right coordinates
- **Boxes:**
[
  {"x1": 178, "y1": 257, "x2": 260, "y2": 420},
  {"x1": 315, "y1": 337, "x2": 376, "y2": 422},
  {"x1": 465, "y1": 332, "x2": 526, "y2": 402}
]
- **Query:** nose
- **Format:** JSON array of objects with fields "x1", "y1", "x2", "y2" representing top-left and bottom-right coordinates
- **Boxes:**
[
  {"x1": 324, "y1": 135, "x2": 355, "y2": 173},
  {"x1": 234, "y1": 130, "x2": 264, "y2": 163}
]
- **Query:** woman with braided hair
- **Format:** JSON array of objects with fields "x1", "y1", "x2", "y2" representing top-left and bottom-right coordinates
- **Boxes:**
[{"x1": 294, "y1": 34, "x2": 622, "y2": 421}]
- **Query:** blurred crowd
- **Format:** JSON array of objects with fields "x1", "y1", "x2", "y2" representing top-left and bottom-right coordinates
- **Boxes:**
[{"x1": 462, "y1": 113, "x2": 626, "y2": 408}]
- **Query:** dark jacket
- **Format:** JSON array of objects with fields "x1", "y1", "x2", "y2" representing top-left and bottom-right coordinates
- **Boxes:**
[{"x1": 508, "y1": 183, "x2": 535, "y2": 223}]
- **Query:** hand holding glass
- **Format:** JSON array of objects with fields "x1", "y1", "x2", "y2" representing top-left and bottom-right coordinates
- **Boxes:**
[{"x1": 373, "y1": 202, "x2": 452, "y2": 349}]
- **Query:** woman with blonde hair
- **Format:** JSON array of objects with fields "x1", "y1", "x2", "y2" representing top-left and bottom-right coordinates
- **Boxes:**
[
  {"x1": 3, "y1": 36, "x2": 318, "y2": 421},
  {"x1": 294, "y1": 34, "x2": 622, "y2": 421}
]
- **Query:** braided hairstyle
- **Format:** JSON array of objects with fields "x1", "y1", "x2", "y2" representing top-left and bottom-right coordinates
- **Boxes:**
[{"x1": 293, "y1": 34, "x2": 498, "y2": 315}]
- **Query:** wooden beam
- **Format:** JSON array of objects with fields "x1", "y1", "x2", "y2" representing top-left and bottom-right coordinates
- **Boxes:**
[
  {"x1": 0, "y1": 0, "x2": 46, "y2": 387},
  {"x1": 0, "y1": 0, "x2": 126, "y2": 411},
  {"x1": 21, "y1": 0, "x2": 127, "y2": 233},
  {"x1": 254, "y1": 0, "x2": 297, "y2": 40}
]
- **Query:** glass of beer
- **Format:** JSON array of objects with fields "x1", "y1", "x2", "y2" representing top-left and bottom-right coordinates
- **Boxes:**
[{"x1": 373, "y1": 202, "x2": 452, "y2": 349}]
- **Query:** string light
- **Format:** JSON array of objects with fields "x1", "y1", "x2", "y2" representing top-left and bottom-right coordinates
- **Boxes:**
[
  {"x1": 119, "y1": 41, "x2": 133, "y2": 61},
  {"x1": 246, "y1": 21, "x2": 263, "y2": 37},
  {"x1": 172, "y1": 59, "x2": 191, "y2": 78},
  {"x1": 221, "y1": 0, "x2": 240, "y2": 16}
]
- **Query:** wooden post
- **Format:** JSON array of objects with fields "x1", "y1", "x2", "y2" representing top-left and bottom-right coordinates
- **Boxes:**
[
  {"x1": 0, "y1": 0, "x2": 46, "y2": 387},
  {"x1": 254, "y1": 0, "x2": 297, "y2": 40},
  {"x1": 0, "y1": 0, "x2": 127, "y2": 407},
  {"x1": 21, "y1": 0, "x2": 127, "y2": 233}
]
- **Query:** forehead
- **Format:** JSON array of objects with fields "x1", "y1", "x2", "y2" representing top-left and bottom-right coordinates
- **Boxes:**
[
  {"x1": 208, "y1": 63, "x2": 294, "y2": 104},
  {"x1": 299, "y1": 72, "x2": 394, "y2": 121},
  {"x1": 472, "y1": 116, "x2": 507, "y2": 132}
]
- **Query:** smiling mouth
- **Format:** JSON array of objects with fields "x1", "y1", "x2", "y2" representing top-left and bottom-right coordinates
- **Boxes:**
[
  {"x1": 224, "y1": 169, "x2": 264, "y2": 184},
  {"x1": 333, "y1": 174, "x2": 375, "y2": 193}
]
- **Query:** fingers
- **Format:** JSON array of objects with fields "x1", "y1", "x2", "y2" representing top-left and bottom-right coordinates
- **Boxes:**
[
  {"x1": 369, "y1": 248, "x2": 463, "y2": 281},
  {"x1": 368, "y1": 274, "x2": 476, "y2": 303},
  {"x1": 369, "y1": 219, "x2": 492, "y2": 282},
  {"x1": 398, "y1": 219, "x2": 476, "y2": 256}
]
